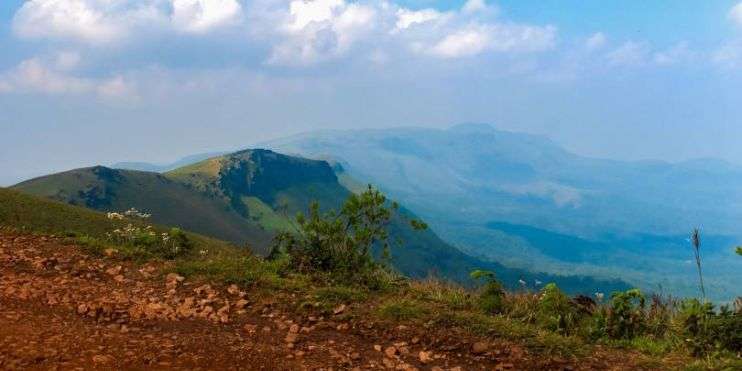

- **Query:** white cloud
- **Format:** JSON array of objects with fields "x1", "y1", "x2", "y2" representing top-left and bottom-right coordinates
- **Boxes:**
[
  {"x1": 713, "y1": 40, "x2": 742, "y2": 69},
  {"x1": 429, "y1": 24, "x2": 556, "y2": 58},
  {"x1": 0, "y1": 57, "x2": 135, "y2": 98},
  {"x1": 606, "y1": 41, "x2": 649, "y2": 67},
  {"x1": 266, "y1": 0, "x2": 378, "y2": 65},
  {"x1": 585, "y1": 32, "x2": 606, "y2": 50},
  {"x1": 395, "y1": 8, "x2": 443, "y2": 30},
  {"x1": 55, "y1": 51, "x2": 83, "y2": 71},
  {"x1": 13, "y1": 0, "x2": 135, "y2": 44},
  {"x1": 430, "y1": 27, "x2": 491, "y2": 58},
  {"x1": 261, "y1": 0, "x2": 555, "y2": 64},
  {"x1": 12, "y1": 0, "x2": 243, "y2": 44},
  {"x1": 652, "y1": 42, "x2": 693, "y2": 66},
  {"x1": 729, "y1": 2, "x2": 742, "y2": 27},
  {"x1": 286, "y1": 0, "x2": 344, "y2": 30},
  {"x1": 10, "y1": 0, "x2": 558, "y2": 67},
  {"x1": 171, "y1": 0, "x2": 242, "y2": 33},
  {"x1": 462, "y1": 0, "x2": 487, "y2": 14}
]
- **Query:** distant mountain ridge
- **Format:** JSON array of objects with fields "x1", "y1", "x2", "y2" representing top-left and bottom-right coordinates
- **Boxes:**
[
  {"x1": 13, "y1": 148, "x2": 630, "y2": 294},
  {"x1": 112, "y1": 152, "x2": 229, "y2": 173},
  {"x1": 258, "y1": 124, "x2": 742, "y2": 301}
]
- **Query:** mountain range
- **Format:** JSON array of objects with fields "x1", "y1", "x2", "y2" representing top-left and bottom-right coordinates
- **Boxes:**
[
  {"x1": 12, "y1": 148, "x2": 629, "y2": 294},
  {"x1": 258, "y1": 124, "x2": 741, "y2": 301},
  {"x1": 33, "y1": 123, "x2": 740, "y2": 300}
]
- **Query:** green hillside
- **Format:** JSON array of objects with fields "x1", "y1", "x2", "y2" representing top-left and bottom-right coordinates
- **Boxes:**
[
  {"x1": 11, "y1": 149, "x2": 631, "y2": 294},
  {"x1": 0, "y1": 187, "x2": 235, "y2": 254},
  {"x1": 13, "y1": 165, "x2": 274, "y2": 251}
]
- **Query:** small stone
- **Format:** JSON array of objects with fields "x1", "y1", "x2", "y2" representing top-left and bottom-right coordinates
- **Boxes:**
[
  {"x1": 471, "y1": 341, "x2": 489, "y2": 355},
  {"x1": 384, "y1": 346, "x2": 398, "y2": 358},
  {"x1": 333, "y1": 304, "x2": 346, "y2": 315},
  {"x1": 418, "y1": 350, "x2": 433, "y2": 363},
  {"x1": 373, "y1": 345, "x2": 382, "y2": 352},
  {"x1": 234, "y1": 299, "x2": 249, "y2": 309},
  {"x1": 77, "y1": 304, "x2": 89, "y2": 314},
  {"x1": 285, "y1": 332, "x2": 299, "y2": 344},
  {"x1": 289, "y1": 324, "x2": 300, "y2": 333}
]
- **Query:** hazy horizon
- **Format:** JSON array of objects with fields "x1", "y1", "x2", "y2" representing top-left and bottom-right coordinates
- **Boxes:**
[
  {"x1": 4, "y1": 122, "x2": 742, "y2": 187},
  {"x1": 3, "y1": 1, "x2": 742, "y2": 185}
]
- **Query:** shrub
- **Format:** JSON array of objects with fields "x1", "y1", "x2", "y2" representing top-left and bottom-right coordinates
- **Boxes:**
[
  {"x1": 105, "y1": 208, "x2": 192, "y2": 259},
  {"x1": 677, "y1": 299, "x2": 742, "y2": 356},
  {"x1": 606, "y1": 289, "x2": 646, "y2": 339},
  {"x1": 537, "y1": 283, "x2": 579, "y2": 335},
  {"x1": 377, "y1": 299, "x2": 429, "y2": 321},
  {"x1": 470, "y1": 270, "x2": 505, "y2": 313},
  {"x1": 270, "y1": 185, "x2": 424, "y2": 288}
]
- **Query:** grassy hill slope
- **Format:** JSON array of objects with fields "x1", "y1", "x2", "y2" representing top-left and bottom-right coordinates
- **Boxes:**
[
  {"x1": 0, "y1": 187, "x2": 235, "y2": 254},
  {"x1": 12, "y1": 166, "x2": 274, "y2": 250},
  {"x1": 10, "y1": 149, "x2": 632, "y2": 294}
]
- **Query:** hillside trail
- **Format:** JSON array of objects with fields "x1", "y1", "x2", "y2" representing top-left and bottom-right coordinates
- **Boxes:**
[{"x1": 0, "y1": 232, "x2": 653, "y2": 370}]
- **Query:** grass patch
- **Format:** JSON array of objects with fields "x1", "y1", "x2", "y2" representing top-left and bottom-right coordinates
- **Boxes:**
[
  {"x1": 377, "y1": 298, "x2": 431, "y2": 321},
  {"x1": 409, "y1": 279, "x2": 475, "y2": 310}
]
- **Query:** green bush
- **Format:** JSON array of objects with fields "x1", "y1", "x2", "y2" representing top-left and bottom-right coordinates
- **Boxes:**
[
  {"x1": 470, "y1": 270, "x2": 505, "y2": 313},
  {"x1": 270, "y1": 185, "x2": 424, "y2": 288},
  {"x1": 108, "y1": 224, "x2": 192, "y2": 259},
  {"x1": 537, "y1": 283, "x2": 579, "y2": 335},
  {"x1": 606, "y1": 289, "x2": 646, "y2": 339},
  {"x1": 677, "y1": 299, "x2": 742, "y2": 356}
]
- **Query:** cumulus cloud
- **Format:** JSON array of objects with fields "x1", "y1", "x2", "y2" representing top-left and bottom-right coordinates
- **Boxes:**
[
  {"x1": 603, "y1": 40, "x2": 696, "y2": 68},
  {"x1": 730, "y1": 2, "x2": 742, "y2": 27},
  {"x1": 10, "y1": 0, "x2": 557, "y2": 67},
  {"x1": 0, "y1": 56, "x2": 135, "y2": 98},
  {"x1": 713, "y1": 2, "x2": 742, "y2": 69},
  {"x1": 462, "y1": 0, "x2": 488, "y2": 14},
  {"x1": 395, "y1": 8, "x2": 443, "y2": 30},
  {"x1": 264, "y1": 0, "x2": 377, "y2": 65},
  {"x1": 171, "y1": 0, "x2": 243, "y2": 33},
  {"x1": 585, "y1": 32, "x2": 606, "y2": 51},
  {"x1": 606, "y1": 41, "x2": 649, "y2": 67},
  {"x1": 259, "y1": 0, "x2": 555, "y2": 65},
  {"x1": 427, "y1": 23, "x2": 555, "y2": 58},
  {"x1": 713, "y1": 40, "x2": 742, "y2": 69},
  {"x1": 12, "y1": 0, "x2": 243, "y2": 44}
]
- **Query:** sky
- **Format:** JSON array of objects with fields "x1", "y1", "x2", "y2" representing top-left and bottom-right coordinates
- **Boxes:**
[{"x1": 2, "y1": 0, "x2": 742, "y2": 185}]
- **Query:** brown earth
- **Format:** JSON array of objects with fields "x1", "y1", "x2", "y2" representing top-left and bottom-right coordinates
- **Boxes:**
[{"x1": 0, "y1": 232, "x2": 663, "y2": 370}]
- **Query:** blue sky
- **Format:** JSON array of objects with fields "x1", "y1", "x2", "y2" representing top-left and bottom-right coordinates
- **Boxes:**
[{"x1": 2, "y1": 0, "x2": 742, "y2": 185}]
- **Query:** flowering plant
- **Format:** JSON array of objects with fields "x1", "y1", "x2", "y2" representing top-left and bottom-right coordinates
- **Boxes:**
[{"x1": 105, "y1": 208, "x2": 191, "y2": 259}]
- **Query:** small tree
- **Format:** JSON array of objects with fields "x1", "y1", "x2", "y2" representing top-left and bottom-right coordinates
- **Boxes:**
[
  {"x1": 271, "y1": 185, "x2": 425, "y2": 285},
  {"x1": 470, "y1": 270, "x2": 505, "y2": 313}
]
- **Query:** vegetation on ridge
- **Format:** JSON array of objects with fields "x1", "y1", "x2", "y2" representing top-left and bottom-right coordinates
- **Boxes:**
[
  {"x1": 1, "y1": 186, "x2": 740, "y2": 368},
  {"x1": 11, "y1": 149, "x2": 634, "y2": 295}
]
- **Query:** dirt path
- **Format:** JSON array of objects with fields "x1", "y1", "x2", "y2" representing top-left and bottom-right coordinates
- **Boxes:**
[{"x1": 0, "y1": 233, "x2": 657, "y2": 370}]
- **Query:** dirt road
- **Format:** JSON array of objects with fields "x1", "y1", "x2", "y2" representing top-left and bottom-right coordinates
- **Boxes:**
[{"x1": 0, "y1": 232, "x2": 651, "y2": 370}]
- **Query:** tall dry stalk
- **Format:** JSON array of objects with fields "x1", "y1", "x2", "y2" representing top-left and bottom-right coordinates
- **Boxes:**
[{"x1": 690, "y1": 228, "x2": 706, "y2": 301}]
